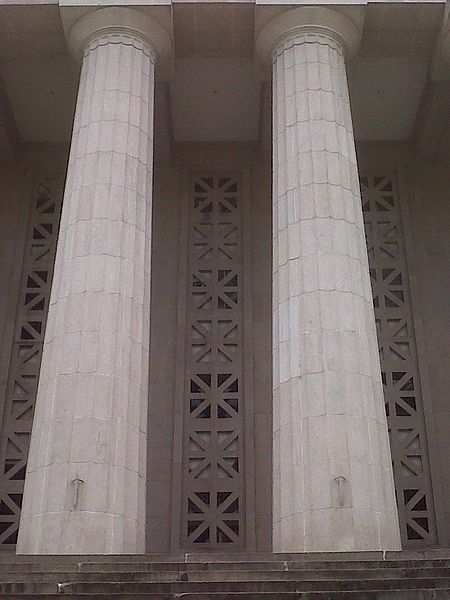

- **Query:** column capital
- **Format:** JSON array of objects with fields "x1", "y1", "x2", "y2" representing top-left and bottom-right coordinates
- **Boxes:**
[
  {"x1": 256, "y1": 7, "x2": 362, "y2": 65},
  {"x1": 68, "y1": 7, "x2": 172, "y2": 69}
]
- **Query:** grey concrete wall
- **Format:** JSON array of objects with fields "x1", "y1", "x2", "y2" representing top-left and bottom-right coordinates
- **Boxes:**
[
  {"x1": 0, "y1": 164, "x2": 29, "y2": 420},
  {"x1": 146, "y1": 142, "x2": 273, "y2": 552},
  {"x1": 358, "y1": 143, "x2": 450, "y2": 548},
  {"x1": 250, "y1": 159, "x2": 272, "y2": 551},
  {"x1": 1, "y1": 141, "x2": 448, "y2": 551},
  {"x1": 0, "y1": 145, "x2": 68, "y2": 431},
  {"x1": 404, "y1": 160, "x2": 450, "y2": 547},
  {"x1": 146, "y1": 162, "x2": 180, "y2": 552}
]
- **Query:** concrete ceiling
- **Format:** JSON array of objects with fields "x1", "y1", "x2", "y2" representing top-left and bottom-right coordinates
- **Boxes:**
[
  {"x1": 173, "y1": 4, "x2": 254, "y2": 58},
  {"x1": 0, "y1": 5, "x2": 66, "y2": 60},
  {"x1": 361, "y1": 4, "x2": 443, "y2": 58},
  {"x1": 170, "y1": 58, "x2": 261, "y2": 142},
  {"x1": 1, "y1": 55, "x2": 78, "y2": 144},
  {"x1": 348, "y1": 57, "x2": 429, "y2": 141},
  {"x1": 0, "y1": 3, "x2": 446, "y2": 145}
]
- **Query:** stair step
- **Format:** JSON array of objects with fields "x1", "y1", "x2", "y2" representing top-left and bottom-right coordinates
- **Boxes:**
[
  {"x1": 1, "y1": 550, "x2": 449, "y2": 563},
  {"x1": 1, "y1": 576, "x2": 450, "y2": 594},
  {"x1": 1, "y1": 559, "x2": 450, "y2": 573},
  {"x1": 0, "y1": 552, "x2": 448, "y2": 599},
  {"x1": 1, "y1": 591, "x2": 450, "y2": 600},
  {"x1": 0, "y1": 566, "x2": 449, "y2": 583}
]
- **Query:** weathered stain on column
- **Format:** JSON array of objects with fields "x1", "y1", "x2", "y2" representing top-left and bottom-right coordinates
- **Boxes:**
[
  {"x1": 258, "y1": 8, "x2": 402, "y2": 552},
  {"x1": 17, "y1": 9, "x2": 171, "y2": 554}
]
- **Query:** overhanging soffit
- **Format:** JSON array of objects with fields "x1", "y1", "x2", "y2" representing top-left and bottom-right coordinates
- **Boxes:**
[
  {"x1": 414, "y1": 2, "x2": 450, "y2": 160},
  {"x1": 0, "y1": 1, "x2": 449, "y2": 154}
]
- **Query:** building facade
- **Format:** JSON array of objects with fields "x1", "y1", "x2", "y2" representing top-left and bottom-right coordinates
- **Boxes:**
[{"x1": 0, "y1": 0, "x2": 449, "y2": 555}]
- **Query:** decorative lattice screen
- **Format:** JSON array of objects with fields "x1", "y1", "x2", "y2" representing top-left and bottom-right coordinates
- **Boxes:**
[
  {"x1": 0, "y1": 178, "x2": 62, "y2": 547},
  {"x1": 361, "y1": 175, "x2": 437, "y2": 546},
  {"x1": 0, "y1": 171, "x2": 438, "y2": 550},
  {"x1": 176, "y1": 175, "x2": 249, "y2": 550}
]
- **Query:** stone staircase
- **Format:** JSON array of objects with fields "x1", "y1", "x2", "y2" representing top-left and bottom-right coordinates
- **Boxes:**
[{"x1": 0, "y1": 550, "x2": 449, "y2": 599}]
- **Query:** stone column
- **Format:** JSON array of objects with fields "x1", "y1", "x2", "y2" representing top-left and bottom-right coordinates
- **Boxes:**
[
  {"x1": 17, "y1": 8, "x2": 171, "y2": 554},
  {"x1": 257, "y1": 7, "x2": 402, "y2": 552}
]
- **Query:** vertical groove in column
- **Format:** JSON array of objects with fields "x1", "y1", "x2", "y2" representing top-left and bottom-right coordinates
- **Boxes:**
[
  {"x1": 17, "y1": 33, "x2": 155, "y2": 554},
  {"x1": 272, "y1": 32, "x2": 401, "y2": 552}
]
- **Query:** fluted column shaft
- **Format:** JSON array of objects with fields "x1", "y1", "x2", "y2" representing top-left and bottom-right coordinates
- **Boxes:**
[
  {"x1": 270, "y1": 21, "x2": 401, "y2": 551},
  {"x1": 17, "y1": 25, "x2": 156, "y2": 554}
]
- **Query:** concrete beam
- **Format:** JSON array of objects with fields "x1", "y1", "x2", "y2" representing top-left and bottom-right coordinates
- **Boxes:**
[
  {"x1": 0, "y1": 70, "x2": 19, "y2": 163},
  {"x1": 414, "y1": 79, "x2": 450, "y2": 161}
]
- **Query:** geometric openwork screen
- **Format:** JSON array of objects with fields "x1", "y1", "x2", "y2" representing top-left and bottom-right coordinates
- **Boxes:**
[
  {"x1": 0, "y1": 171, "x2": 439, "y2": 551},
  {"x1": 0, "y1": 178, "x2": 62, "y2": 547},
  {"x1": 176, "y1": 175, "x2": 248, "y2": 549},
  {"x1": 361, "y1": 175, "x2": 437, "y2": 546}
]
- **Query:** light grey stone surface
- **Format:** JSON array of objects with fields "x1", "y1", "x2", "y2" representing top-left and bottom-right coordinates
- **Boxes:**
[
  {"x1": 0, "y1": 1, "x2": 447, "y2": 556},
  {"x1": 265, "y1": 8, "x2": 402, "y2": 552},
  {"x1": 16, "y1": 13, "x2": 158, "y2": 554}
]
